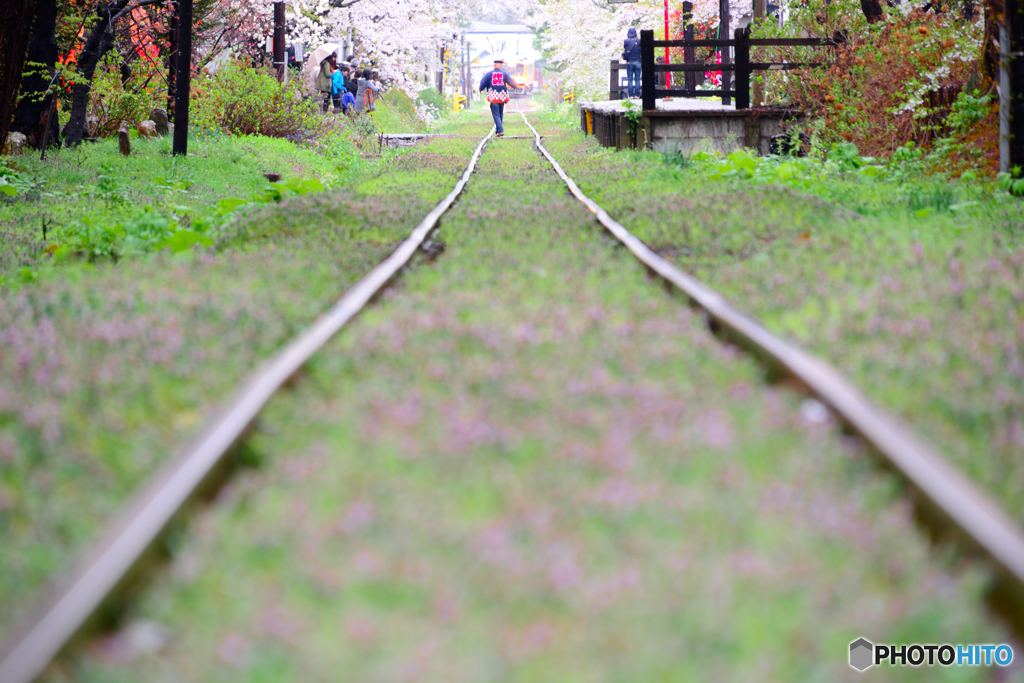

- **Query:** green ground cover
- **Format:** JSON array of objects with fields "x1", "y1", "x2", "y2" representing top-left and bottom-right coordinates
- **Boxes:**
[
  {"x1": 51, "y1": 114, "x2": 1013, "y2": 682},
  {"x1": 0, "y1": 132, "x2": 364, "y2": 285},
  {"x1": 541, "y1": 116, "x2": 1024, "y2": 524},
  {"x1": 0, "y1": 128, "x2": 487, "y2": 641}
]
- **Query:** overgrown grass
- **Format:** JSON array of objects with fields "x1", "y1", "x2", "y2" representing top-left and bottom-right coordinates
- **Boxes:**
[
  {"x1": 0, "y1": 133, "x2": 365, "y2": 285},
  {"x1": 541, "y1": 114, "x2": 1024, "y2": 524},
  {"x1": 0, "y1": 132, "x2": 486, "y2": 642},
  {"x1": 59, "y1": 114, "x2": 1004, "y2": 682}
]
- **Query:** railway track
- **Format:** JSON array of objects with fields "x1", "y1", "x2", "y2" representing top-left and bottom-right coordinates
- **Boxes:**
[
  {"x1": 516, "y1": 110, "x2": 1024, "y2": 634},
  {"x1": 0, "y1": 129, "x2": 495, "y2": 683},
  {"x1": 2, "y1": 111, "x2": 1024, "y2": 681}
]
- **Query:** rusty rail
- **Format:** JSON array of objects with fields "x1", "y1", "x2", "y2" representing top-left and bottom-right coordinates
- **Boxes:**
[
  {"x1": 519, "y1": 110, "x2": 1024, "y2": 635},
  {"x1": 0, "y1": 128, "x2": 496, "y2": 683}
]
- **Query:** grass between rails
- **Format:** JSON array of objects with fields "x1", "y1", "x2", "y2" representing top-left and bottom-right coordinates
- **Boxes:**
[
  {"x1": 540, "y1": 118, "x2": 1024, "y2": 525},
  {"x1": 0, "y1": 132, "x2": 488, "y2": 642},
  {"x1": 55, "y1": 114, "x2": 1011, "y2": 682}
]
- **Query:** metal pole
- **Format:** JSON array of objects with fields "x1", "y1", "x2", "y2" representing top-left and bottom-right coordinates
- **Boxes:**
[
  {"x1": 172, "y1": 0, "x2": 191, "y2": 155},
  {"x1": 273, "y1": 1, "x2": 285, "y2": 83}
]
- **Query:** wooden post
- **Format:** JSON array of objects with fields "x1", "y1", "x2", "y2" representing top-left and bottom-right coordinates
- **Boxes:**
[
  {"x1": 167, "y1": 4, "x2": 177, "y2": 118},
  {"x1": 172, "y1": 0, "x2": 191, "y2": 156},
  {"x1": 1010, "y1": 0, "x2": 1024, "y2": 170},
  {"x1": 719, "y1": 0, "x2": 731, "y2": 105},
  {"x1": 641, "y1": 29, "x2": 656, "y2": 110},
  {"x1": 734, "y1": 26, "x2": 750, "y2": 110},
  {"x1": 752, "y1": 0, "x2": 765, "y2": 105},
  {"x1": 1000, "y1": 19, "x2": 1011, "y2": 172},
  {"x1": 683, "y1": 1, "x2": 696, "y2": 92},
  {"x1": 273, "y1": 1, "x2": 285, "y2": 82},
  {"x1": 609, "y1": 60, "x2": 620, "y2": 100}
]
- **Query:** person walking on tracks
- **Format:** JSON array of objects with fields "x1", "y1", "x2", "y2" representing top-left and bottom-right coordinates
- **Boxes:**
[
  {"x1": 479, "y1": 58, "x2": 519, "y2": 137},
  {"x1": 622, "y1": 28, "x2": 642, "y2": 99}
]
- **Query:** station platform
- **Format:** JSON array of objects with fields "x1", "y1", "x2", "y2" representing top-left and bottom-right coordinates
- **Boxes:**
[{"x1": 580, "y1": 97, "x2": 802, "y2": 155}]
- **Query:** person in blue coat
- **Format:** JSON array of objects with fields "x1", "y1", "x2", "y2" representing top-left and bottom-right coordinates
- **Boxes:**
[
  {"x1": 622, "y1": 27, "x2": 642, "y2": 98},
  {"x1": 478, "y1": 58, "x2": 520, "y2": 137}
]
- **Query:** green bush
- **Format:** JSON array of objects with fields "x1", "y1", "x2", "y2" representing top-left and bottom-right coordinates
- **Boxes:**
[
  {"x1": 88, "y1": 54, "x2": 164, "y2": 137},
  {"x1": 190, "y1": 60, "x2": 325, "y2": 139}
]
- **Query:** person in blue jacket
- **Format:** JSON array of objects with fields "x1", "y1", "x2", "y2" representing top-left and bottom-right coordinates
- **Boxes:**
[
  {"x1": 331, "y1": 67, "x2": 346, "y2": 111},
  {"x1": 622, "y1": 27, "x2": 641, "y2": 98},
  {"x1": 478, "y1": 58, "x2": 520, "y2": 137}
]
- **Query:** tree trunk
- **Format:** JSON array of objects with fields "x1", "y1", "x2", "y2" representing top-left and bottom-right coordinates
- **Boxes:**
[
  {"x1": 64, "y1": 0, "x2": 130, "y2": 147},
  {"x1": 10, "y1": 0, "x2": 59, "y2": 150},
  {"x1": 0, "y1": 0, "x2": 37, "y2": 148},
  {"x1": 984, "y1": 0, "x2": 1004, "y2": 82},
  {"x1": 861, "y1": 0, "x2": 885, "y2": 22}
]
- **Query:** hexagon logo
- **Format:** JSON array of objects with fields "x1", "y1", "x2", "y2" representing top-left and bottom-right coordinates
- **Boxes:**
[{"x1": 849, "y1": 637, "x2": 874, "y2": 671}]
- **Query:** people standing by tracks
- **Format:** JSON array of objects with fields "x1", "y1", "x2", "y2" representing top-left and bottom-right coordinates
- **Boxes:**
[
  {"x1": 479, "y1": 58, "x2": 519, "y2": 137},
  {"x1": 316, "y1": 53, "x2": 337, "y2": 112},
  {"x1": 622, "y1": 28, "x2": 641, "y2": 99},
  {"x1": 355, "y1": 68, "x2": 382, "y2": 114}
]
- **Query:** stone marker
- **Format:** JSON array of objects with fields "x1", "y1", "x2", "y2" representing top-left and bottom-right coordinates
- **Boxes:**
[
  {"x1": 138, "y1": 120, "x2": 158, "y2": 138},
  {"x1": 118, "y1": 122, "x2": 131, "y2": 156},
  {"x1": 150, "y1": 108, "x2": 170, "y2": 136},
  {"x1": 4, "y1": 132, "x2": 27, "y2": 156},
  {"x1": 86, "y1": 116, "x2": 99, "y2": 138}
]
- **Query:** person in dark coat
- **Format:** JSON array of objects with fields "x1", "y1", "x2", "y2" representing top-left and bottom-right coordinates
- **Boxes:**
[
  {"x1": 478, "y1": 57, "x2": 519, "y2": 137},
  {"x1": 622, "y1": 27, "x2": 641, "y2": 98}
]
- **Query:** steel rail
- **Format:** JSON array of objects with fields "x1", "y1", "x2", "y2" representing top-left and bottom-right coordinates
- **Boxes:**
[
  {"x1": 519, "y1": 111, "x2": 1024, "y2": 628},
  {"x1": 0, "y1": 128, "x2": 495, "y2": 683}
]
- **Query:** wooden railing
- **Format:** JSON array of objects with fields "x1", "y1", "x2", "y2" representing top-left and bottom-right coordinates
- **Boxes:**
[{"x1": 639, "y1": 24, "x2": 838, "y2": 111}]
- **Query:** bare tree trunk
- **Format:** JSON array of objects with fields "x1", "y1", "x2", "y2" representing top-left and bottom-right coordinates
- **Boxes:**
[
  {"x1": 64, "y1": 0, "x2": 131, "y2": 147},
  {"x1": 0, "y1": 0, "x2": 37, "y2": 147},
  {"x1": 11, "y1": 0, "x2": 59, "y2": 150},
  {"x1": 984, "y1": 0, "x2": 1004, "y2": 82},
  {"x1": 861, "y1": 0, "x2": 885, "y2": 22}
]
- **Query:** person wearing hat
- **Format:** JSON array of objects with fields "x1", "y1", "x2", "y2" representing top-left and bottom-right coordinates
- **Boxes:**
[{"x1": 478, "y1": 57, "x2": 520, "y2": 137}]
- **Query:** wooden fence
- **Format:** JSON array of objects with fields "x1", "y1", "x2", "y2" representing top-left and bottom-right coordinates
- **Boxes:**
[{"x1": 638, "y1": 23, "x2": 838, "y2": 110}]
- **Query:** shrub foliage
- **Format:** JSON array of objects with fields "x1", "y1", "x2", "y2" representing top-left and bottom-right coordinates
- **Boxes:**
[{"x1": 190, "y1": 60, "x2": 325, "y2": 138}]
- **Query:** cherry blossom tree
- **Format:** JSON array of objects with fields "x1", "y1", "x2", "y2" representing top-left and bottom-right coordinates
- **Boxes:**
[
  {"x1": 207, "y1": 0, "x2": 464, "y2": 91},
  {"x1": 532, "y1": 0, "x2": 726, "y2": 100}
]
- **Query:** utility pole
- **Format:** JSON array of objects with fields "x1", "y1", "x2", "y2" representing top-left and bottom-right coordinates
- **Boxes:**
[
  {"x1": 273, "y1": 1, "x2": 285, "y2": 82},
  {"x1": 172, "y1": 0, "x2": 192, "y2": 156}
]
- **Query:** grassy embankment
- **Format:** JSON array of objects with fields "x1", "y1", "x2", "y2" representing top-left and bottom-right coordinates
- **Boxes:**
[
  {"x1": 541, "y1": 113, "x2": 1024, "y2": 524},
  {"x1": 0, "y1": 120, "x2": 488, "y2": 640},
  {"x1": 55, "y1": 114, "x2": 1009, "y2": 682}
]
